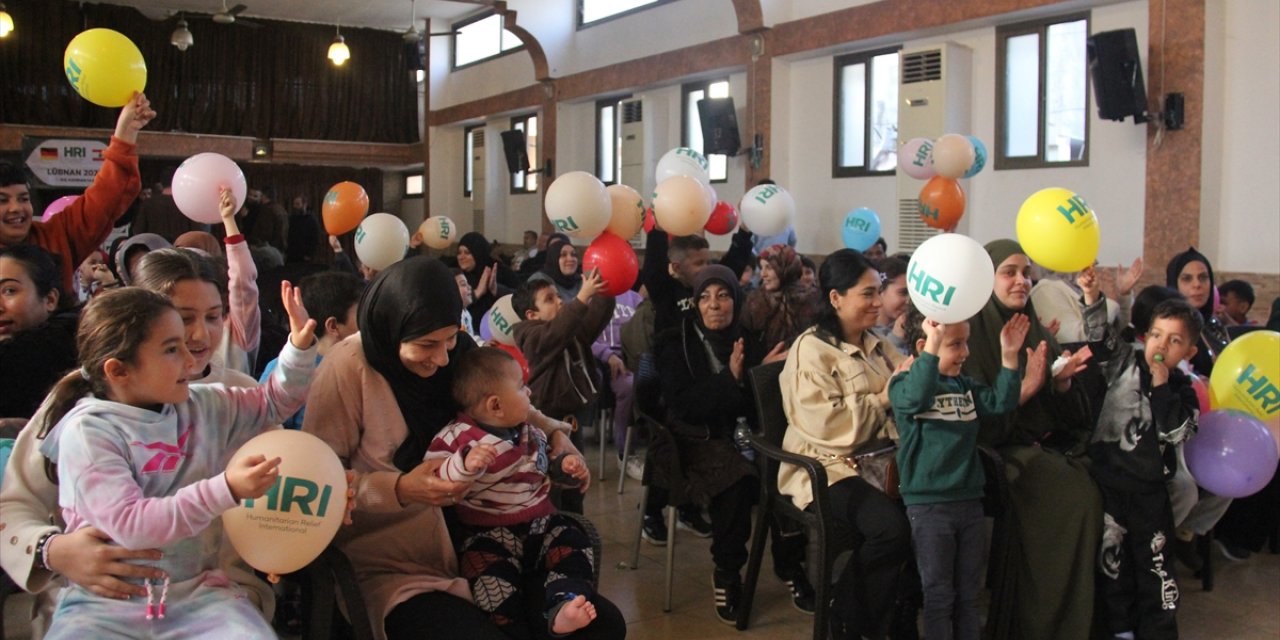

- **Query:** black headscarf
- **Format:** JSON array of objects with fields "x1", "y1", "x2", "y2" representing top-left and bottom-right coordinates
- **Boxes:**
[
  {"x1": 1164, "y1": 247, "x2": 1215, "y2": 318},
  {"x1": 457, "y1": 231, "x2": 496, "y2": 284},
  {"x1": 358, "y1": 256, "x2": 474, "y2": 471},
  {"x1": 540, "y1": 236, "x2": 581, "y2": 290},
  {"x1": 691, "y1": 264, "x2": 743, "y2": 367}
]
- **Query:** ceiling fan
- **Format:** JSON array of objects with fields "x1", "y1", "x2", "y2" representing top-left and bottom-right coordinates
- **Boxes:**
[{"x1": 189, "y1": 1, "x2": 263, "y2": 29}]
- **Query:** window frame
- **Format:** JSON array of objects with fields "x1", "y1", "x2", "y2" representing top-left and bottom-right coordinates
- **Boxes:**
[
  {"x1": 451, "y1": 10, "x2": 525, "y2": 70},
  {"x1": 509, "y1": 113, "x2": 539, "y2": 195},
  {"x1": 681, "y1": 78, "x2": 730, "y2": 184},
  {"x1": 463, "y1": 124, "x2": 482, "y2": 198},
  {"x1": 404, "y1": 173, "x2": 424, "y2": 199},
  {"x1": 578, "y1": 0, "x2": 679, "y2": 30},
  {"x1": 831, "y1": 45, "x2": 902, "y2": 179},
  {"x1": 595, "y1": 95, "x2": 631, "y2": 185},
  {"x1": 994, "y1": 11, "x2": 1091, "y2": 170}
]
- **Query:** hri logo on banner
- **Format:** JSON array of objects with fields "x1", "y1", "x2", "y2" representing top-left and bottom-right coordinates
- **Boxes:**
[{"x1": 23, "y1": 138, "x2": 108, "y2": 188}]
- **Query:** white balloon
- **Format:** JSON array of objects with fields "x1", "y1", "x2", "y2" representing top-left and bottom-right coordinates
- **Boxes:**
[
  {"x1": 544, "y1": 171, "x2": 611, "y2": 239},
  {"x1": 906, "y1": 233, "x2": 995, "y2": 323},
  {"x1": 739, "y1": 184, "x2": 795, "y2": 236},
  {"x1": 171, "y1": 153, "x2": 247, "y2": 225},
  {"x1": 418, "y1": 216, "x2": 459, "y2": 250},
  {"x1": 354, "y1": 213, "x2": 410, "y2": 272},
  {"x1": 486, "y1": 294, "x2": 520, "y2": 346},
  {"x1": 605, "y1": 184, "x2": 645, "y2": 240},
  {"x1": 655, "y1": 147, "x2": 711, "y2": 187},
  {"x1": 222, "y1": 430, "x2": 348, "y2": 578}
]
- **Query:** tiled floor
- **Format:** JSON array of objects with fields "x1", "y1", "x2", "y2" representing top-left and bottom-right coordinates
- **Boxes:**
[{"x1": 5, "y1": 448, "x2": 1278, "y2": 639}]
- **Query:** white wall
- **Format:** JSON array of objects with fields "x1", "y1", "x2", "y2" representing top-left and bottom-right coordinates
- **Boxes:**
[{"x1": 1201, "y1": 0, "x2": 1280, "y2": 274}]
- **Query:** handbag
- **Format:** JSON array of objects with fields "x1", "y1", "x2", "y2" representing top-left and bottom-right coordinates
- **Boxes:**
[{"x1": 846, "y1": 439, "x2": 900, "y2": 500}]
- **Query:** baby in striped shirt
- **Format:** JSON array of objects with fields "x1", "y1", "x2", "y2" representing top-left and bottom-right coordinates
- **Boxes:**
[{"x1": 426, "y1": 346, "x2": 599, "y2": 636}]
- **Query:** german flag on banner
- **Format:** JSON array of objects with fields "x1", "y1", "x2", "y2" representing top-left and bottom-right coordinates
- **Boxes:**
[{"x1": 40, "y1": 147, "x2": 58, "y2": 160}]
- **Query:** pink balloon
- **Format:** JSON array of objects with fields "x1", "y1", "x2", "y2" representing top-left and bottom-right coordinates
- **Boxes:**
[
  {"x1": 1190, "y1": 374, "x2": 1211, "y2": 415},
  {"x1": 898, "y1": 137, "x2": 936, "y2": 180},
  {"x1": 41, "y1": 195, "x2": 80, "y2": 220},
  {"x1": 172, "y1": 153, "x2": 247, "y2": 225}
]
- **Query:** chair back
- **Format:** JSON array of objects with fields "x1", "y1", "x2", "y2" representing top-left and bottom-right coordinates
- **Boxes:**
[{"x1": 748, "y1": 360, "x2": 788, "y2": 479}]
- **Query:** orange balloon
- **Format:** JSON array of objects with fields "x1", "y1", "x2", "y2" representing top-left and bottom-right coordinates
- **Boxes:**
[
  {"x1": 322, "y1": 182, "x2": 369, "y2": 235},
  {"x1": 918, "y1": 176, "x2": 965, "y2": 230}
]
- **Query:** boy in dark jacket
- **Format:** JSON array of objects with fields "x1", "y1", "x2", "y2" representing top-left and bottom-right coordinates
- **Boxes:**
[{"x1": 890, "y1": 303, "x2": 1025, "y2": 640}]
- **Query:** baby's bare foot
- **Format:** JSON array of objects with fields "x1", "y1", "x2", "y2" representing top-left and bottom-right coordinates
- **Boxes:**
[{"x1": 551, "y1": 594, "x2": 597, "y2": 635}]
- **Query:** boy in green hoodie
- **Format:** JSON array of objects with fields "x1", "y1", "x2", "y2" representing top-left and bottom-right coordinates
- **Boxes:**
[{"x1": 889, "y1": 302, "x2": 1027, "y2": 640}]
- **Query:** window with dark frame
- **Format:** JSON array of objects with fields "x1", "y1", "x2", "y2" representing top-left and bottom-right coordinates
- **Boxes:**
[
  {"x1": 464, "y1": 125, "x2": 481, "y2": 198},
  {"x1": 595, "y1": 95, "x2": 630, "y2": 185},
  {"x1": 681, "y1": 78, "x2": 730, "y2": 183},
  {"x1": 832, "y1": 46, "x2": 901, "y2": 178},
  {"x1": 453, "y1": 11, "x2": 524, "y2": 69},
  {"x1": 405, "y1": 174, "x2": 424, "y2": 198},
  {"x1": 995, "y1": 12, "x2": 1090, "y2": 170},
  {"x1": 579, "y1": 0, "x2": 677, "y2": 28},
  {"x1": 510, "y1": 114, "x2": 539, "y2": 195}
]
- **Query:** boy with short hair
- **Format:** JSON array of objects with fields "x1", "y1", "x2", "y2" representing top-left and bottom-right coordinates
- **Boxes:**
[
  {"x1": 425, "y1": 347, "x2": 598, "y2": 637},
  {"x1": 1085, "y1": 266, "x2": 1201, "y2": 640},
  {"x1": 451, "y1": 267, "x2": 477, "y2": 337},
  {"x1": 1218, "y1": 279, "x2": 1255, "y2": 326},
  {"x1": 890, "y1": 303, "x2": 1025, "y2": 640}
]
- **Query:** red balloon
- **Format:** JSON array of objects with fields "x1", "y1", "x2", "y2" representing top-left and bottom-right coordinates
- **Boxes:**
[
  {"x1": 1191, "y1": 374, "x2": 1211, "y2": 415},
  {"x1": 704, "y1": 201, "x2": 739, "y2": 235},
  {"x1": 493, "y1": 343, "x2": 530, "y2": 383},
  {"x1": 918, "y1": 176, "x2": 965, "y2": 230},
  {"x1": 642, "y1": 207, "x2": 656, "y2": 233},
  {"x1": 582, "y1": 231, "x2": 639, "y2": 297}
]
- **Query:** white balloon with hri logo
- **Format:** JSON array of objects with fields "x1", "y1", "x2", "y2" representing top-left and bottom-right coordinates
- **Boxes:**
[
  {"x1": 906, "y1": 233, "x2": 994, "y2": 324},
  {"x1": 544, "y1": 172, "x2": 611, "y2": 240},
  {"x1": 222, "y1": 430, "x2": 348, "y2": 579},
  {"x1": 739, "y1": 183, "x2": 795, "y2": 236},
  {"x1": 418, "y1": 215, "x2": 458, "y2": 250},
  {"x1": 354, "y1": 213, "x2": 410, "y2": 271},
  {"x1": 486, "y1": 294, "x2": 520, "y2": 346},
  {"x1": 655, "y1": 147, "x2": 711, "y2": 187}
]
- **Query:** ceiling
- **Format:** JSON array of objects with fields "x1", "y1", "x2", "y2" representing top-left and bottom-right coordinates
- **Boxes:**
[{"x1": 98, "y1": 0, "x2": 484, "y2": 32}]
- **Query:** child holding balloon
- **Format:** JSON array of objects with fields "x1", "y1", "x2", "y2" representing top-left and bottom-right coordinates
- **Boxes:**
[
  {"x1": 34, "y1": 281, "x2": 318, "y2": 639},
  {"x1": 1085, "y1": 265, "x2": 1201, "y2": 640},
  {"x1": 425, "y1": 346, "x2": 599, "y2": 637},
  {"x1": 890, "y1": 304, "x2": 1025, "y2": 640}
]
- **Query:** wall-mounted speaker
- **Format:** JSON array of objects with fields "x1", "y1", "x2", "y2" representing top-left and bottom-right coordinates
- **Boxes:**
[
  {"x1": 1087, "y1": 28, "x2": 1149, "y2": 124},
  {"x1": 500, "y1": 130, "x2": 529, "y2": 174},
  {"x1": 697, "y1": 97, "x2": 741, "y2": 156}
]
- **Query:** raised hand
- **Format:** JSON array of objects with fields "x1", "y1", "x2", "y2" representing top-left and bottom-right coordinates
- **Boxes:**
[
  {"x1": 218, "y1": 187, "x2": 240, "y2": 236},
  {"x1": 763, "y1": 341, "x2": 789, "y2": 364},
  {"x1": 464, "y1": 442, "x2": 498, "y2": 473},
  {"x1": 1117, "y1": 257, "x2": 1144, "y2": 297},
  {"x1": 227, "y1": 454, "x2": 282, "y2": 501},
  {"x1": 1053, "y1": 346, "x2": 1093, "y2": 385},
  {"x1": 579, "y1": 267, "x2": 605, "y2": 301},
  {"x1": 922, "y1": 318, "x2": 944, "y2": 354},
  {"x1": 479, "y1": 265, "x2": 496, "y2": 297},
  {"x1": 1021, "y1": 341, "x2": 1049, "y2": 403},
  {"x1": 281, "y1": 280, "x2": 317, "y2": 349},
  {"x1": 329, "y1": 235, "x2": 343, "y2": 253},
  {"x1": 114, "y1": 92, "x2": 156, "y2": 144},
  {"x1": 729, "y1": 337, "x2": 746, "y2": 381},
  {"x1": 1077, "y1": 266, "x2": 1101, "y2": 305},
  {"x1": 1001, "y1": 313, "x2": 1031, "y2": 355}
]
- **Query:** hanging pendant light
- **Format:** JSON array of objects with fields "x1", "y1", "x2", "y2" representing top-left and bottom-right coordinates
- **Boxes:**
[
  {"x1": 328, "y1": 24, "x2": 350, "y2": 66},
  {"x1": 170, "y1": 17, "x2": 194, "y2": 51},
  {"x1": 0, "y1": 4, "x2": 15, "y2": 38}
]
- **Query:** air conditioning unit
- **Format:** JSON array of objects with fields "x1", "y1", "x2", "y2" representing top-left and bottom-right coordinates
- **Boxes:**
[
  {"x1": 618, "y1": 99, "x2": 647, "y2": 246},
  {"x1": 471, "y1": 128, "x2": 486, "y2": 236},
  {"x1": 895, "y1": 43, "x2": 972, "y2": 252}
]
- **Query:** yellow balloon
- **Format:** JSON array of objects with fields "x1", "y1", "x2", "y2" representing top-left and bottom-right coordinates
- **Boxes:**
[
  {"x1": 63, "y1": 29, "x2": 147, "y2": 108},
  {"x1": 1209, "y1": 331, "x2": 1280, "y2": 423},
  {"x1": 1015, "y1": 187, "x2": 1100, "y2": 273}
]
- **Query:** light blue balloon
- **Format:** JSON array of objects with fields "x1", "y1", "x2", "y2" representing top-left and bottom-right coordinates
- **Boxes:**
[
  {"x1": 842, "y1": 207, "x2": 881, "y2": 251},
  {"x1": 964, "y1": 135, "x2": 988, "y2": 178}
]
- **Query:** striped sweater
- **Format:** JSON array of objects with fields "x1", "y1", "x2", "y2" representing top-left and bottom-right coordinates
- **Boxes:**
[{"x1": 425, "y1": 414, "x2": 555, "y2": 527}]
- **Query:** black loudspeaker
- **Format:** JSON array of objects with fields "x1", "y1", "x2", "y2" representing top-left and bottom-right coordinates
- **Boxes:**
[
  {"x1": 1087, "y1": 28, "x2": 1149, "y2": 124},
  {"x1": 697, "y1": 97, "x2": 741, "y2": 155},
  {"x1": 404, "y1": 38, "x2": 425, "y2": 71},
  {"x1": 500, "y1": 130, "x2": 529, "y2": 174}
]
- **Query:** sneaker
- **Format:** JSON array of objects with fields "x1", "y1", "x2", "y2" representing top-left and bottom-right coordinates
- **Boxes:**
[
  {"x1": 677, "y1": 508, "x2": 713, "y2": 538},
  {"x1": 1216, "y1": 538, "x2": 1253, "y2": 562},
  {"x1": 781, "y1": 570, "x2": 816, "y2": 615},
  {"x1": 624, "y1": 454, "x2": 645, "y2": 481},
  {"x1": 641, "y1": 514, "x2": 668, "y2": 546},
  {"x1": 1173, "y1": 535, "x2": 1203, "y2": 573},
  {"x1": 712, "y1": 569, "x2": 742, "y2": 625}
]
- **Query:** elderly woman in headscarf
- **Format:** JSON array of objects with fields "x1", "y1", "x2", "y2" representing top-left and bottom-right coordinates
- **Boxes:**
[
  {"x1": 302, "y1": 256, "x2": 623, "y2": 640},
  {"x1": 1164, "y1": 247, "x2": 1229, "y2": 376},
  {"x1": 455, "y1": 231, "x2": 518, "y2": 333},
  {"x1": 528, "y1": 235, "x2": 583, "y2": 302},
  {"x1": 961, "y1": 239, "x2": 1100, "y2": 640},
  {"x1": 741, "y1": 244, "x2": 821, "y2": 358}
]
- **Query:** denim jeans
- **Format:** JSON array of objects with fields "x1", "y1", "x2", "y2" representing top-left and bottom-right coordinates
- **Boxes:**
[{"x1": 906, "y1": 500, "x2": 985, "y2": 640}]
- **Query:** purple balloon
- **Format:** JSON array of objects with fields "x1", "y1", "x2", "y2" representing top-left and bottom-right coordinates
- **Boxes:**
[
  {"x1": 41, "y1": 195, "x2": 80, "y2": 220},
  {"x1": 1185, "y1": 410, "x2": 1279, "y2": 498},
  {"x1": 478, "y1": 313, "x2": 493, "y2": 342}
]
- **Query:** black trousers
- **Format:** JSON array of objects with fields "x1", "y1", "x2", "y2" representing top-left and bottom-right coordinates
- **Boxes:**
[
  {"x1": 385, "y1": 590, "x2": 627, "y2": 640},
  {"x1": 826, "y1": 476, "x2": 912, "y2": 640},
  {"x1": 1097, "y1": 483, "x2": 1179, "y2": 639},
  {"x1": 642, "y1": 476, "x2": 761, "y2": 575}
]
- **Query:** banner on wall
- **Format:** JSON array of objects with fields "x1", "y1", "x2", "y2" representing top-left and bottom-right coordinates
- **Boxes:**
[{"x1": 21, "y1": 136, "x2": 109, "y2": 188}]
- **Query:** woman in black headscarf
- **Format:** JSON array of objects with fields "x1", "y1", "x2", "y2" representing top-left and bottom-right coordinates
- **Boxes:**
[
  {"x1": 302, "y1": 256, "x2": 623, "y2": 640},
  {"x1": 1164, "y1": 247, "x2": 1230, "y2": 375},
  {"x1": 962, "y1": 239, "x2": 1100, "y2": 640},
  {"x1": 456, "y1": 232, "x2": 519, "y2": 333},
  {"x1": 529, "y1": 236, "x2": 583, "y2": 301}
]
